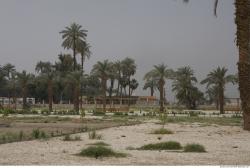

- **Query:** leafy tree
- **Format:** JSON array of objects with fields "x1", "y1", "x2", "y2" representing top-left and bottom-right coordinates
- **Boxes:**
[{"x1": 201, "y1": 67, "x2": 236, "y2": 114}]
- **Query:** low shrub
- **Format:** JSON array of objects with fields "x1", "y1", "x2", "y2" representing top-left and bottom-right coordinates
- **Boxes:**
[
  {"x1": 93, "y1": 111, "x2": 105, "y2": 116},
  {"x1": 32, "y1": 129, "x2": 41, "y2": 139},
  {"x1": 87, "y1": 141, "x2": 110, "y2": 146},
  {"x1": 183, "y1": 143, "x2": 206, "y2": 152},
  {"x1": 189, "y1": 111, "x2": 198, "y2": 117},
  {"x1": 79, "y1": 146, "x2": 126, "y2": 159},
  {"x1": 152, "y1": 128, "x2": 173, "y2": 134},
  {"x1": 138, "y1": 141, "x2": 182, "y2": 150},
  {"x1": 88, "y1": 130, "x2": 102, "y2": 140}
]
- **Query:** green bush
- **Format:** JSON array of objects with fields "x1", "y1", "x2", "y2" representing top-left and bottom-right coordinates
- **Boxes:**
[
  {"x1": 152, "y1": 128, "x2": 173, "y2": 134},
  {"x1": 184, "y1": 143, "x2": 206, "y2": 152},
  {"x1": 138, "y1": 141, "x2": 182, "y2": 150},
  {"x1": 79, "y1": 146, "x2": 126, "y2": 159}
]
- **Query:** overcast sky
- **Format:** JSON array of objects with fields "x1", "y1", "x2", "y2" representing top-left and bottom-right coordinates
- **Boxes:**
[{"x1": 0, "y1": 0, "x2": 238, "y2": 101}]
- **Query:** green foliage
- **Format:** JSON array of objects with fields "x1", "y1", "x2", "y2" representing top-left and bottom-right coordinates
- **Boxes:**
[
  {"x1": 79, "y1": 146, "x2": 126, "y2": 159},
  {"x1": 184, "y1": 143, "x2": 206, "y2": 152},
  {"x1": 92, "y1": 111, "x2": 105, "y2": 116},
  {"x1": 152, "y1": 128, "x2": 173, "y2": 134},
  {"x1": 32, "y1": 129, "x2": 41, "y2": 139},
  {"x1": 189, "y1": 111, "x2": 199, "y2": 117},
  {"x1": 88, "y1": 130, "x2": 102, "y2": 140},
  {"x1": 138, "y1": 141, "x2": 182, "y2": 150}
]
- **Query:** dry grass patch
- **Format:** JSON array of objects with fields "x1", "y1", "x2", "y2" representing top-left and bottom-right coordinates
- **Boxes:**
[
  {"x1": 151, "y1": 128, "x2": 173, "y2": 134},
  {"x1": 184, "y1": 143, "x2": 206, "y2": 152}
]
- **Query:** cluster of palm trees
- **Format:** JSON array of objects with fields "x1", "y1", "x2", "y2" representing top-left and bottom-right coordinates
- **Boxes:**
[{"x1": 143, "y1": 64, "x2": 237, "y2": 113}]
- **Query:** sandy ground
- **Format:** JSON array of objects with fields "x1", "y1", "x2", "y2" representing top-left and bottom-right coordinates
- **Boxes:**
[{"x1": 0, "y1": 121, "x2": 250, "y2": 165}]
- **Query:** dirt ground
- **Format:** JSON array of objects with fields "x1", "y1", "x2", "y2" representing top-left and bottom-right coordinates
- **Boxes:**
[{"x1": 0, "y1": 121, "x2": 250, "y2": 165}]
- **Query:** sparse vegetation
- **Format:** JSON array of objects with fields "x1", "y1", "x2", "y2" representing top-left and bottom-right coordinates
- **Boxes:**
[
  {"x1": 138, "y1": 141, "x2": 182, "y2": 150},
  {"x1": 152, "y1": 128, "x2": 173, "y2": 134},
  {"x1": 79, "y1": 146, "x2": 126, "y2": 159},
  {"x1": 63, "y1": 134, "x2": 81, "y2": 141},
  {"x1": 88, "y1": 130, "x2": 102, "y2": 140},
  {"x1": 87, "y1": 141, "x2": 110, "y2": 146},
  {"x1": 184, "y1": 143, "x2": 206, "y2": 153}
]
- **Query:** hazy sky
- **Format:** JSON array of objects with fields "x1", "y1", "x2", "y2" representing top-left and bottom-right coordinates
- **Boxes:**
[{"x1": 0, "y1": 0, "x2": 238, "y2": 101}]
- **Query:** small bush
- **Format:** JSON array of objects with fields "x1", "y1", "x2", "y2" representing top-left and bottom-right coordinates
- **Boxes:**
[
  {"x1": 32, "y1": 129, "x2": 41, "y2": 139},
  {"x1": 79, "y1": 146, "x2": 126, "y2": 159},
  {"x1": 152, "y1": 128, "x2": 173, "y2": 134},
  {"x1": 189, "y1": 111, "x2": 198, "y2": 117},
  {"x1": 88, "y1": 130, "x2": 102, "y2": 140},
  {"x1": 40, "y1": 131, "x2": 47, "y2": 139},
  {"x1": 184, "y1": 143, "x2": 206, "y2": 152},
  {"x1": 138, "y1": 141, "x2": 182, "y2": 150},
  {"x1": 87, "y1": 142, "x2": 110, "y2": 146}
]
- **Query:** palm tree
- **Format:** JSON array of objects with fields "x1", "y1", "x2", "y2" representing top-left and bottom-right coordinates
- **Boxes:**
[
  {"x1": 60, "y1": 23, "x2": 87, "y2": 70},
  {"x1": 143, "y1": 79, "x2": 158, "y2": 97},
  {"x1": 17, "y1": 71, "x2": 33, "y2": 109},
  {"x1": 172, "y1": 66, "x2": 203, "y2": 109},
  {"x1": 91, "y1": 60, "x2": 112, "y2": 112},
  {"x1": 201, "y1": 67, "x2": 236, "y2": 114},
  {"x1": 65, "y1": 71, "x2": 83, "y2": 112},
  {"x1": 77, "y1": 42, "x2": 91, "y2": 73},
  {"x1": 35, "y1": 61, "x2": 55, "y2": 112},
  {"x1": 121, "y1": 57, "x2": 136, "y2": 107},
  {"x1": 129, "y1": 79, "x2": 139, "y2": 96},
  {"x1": 144, "y1": 64, "x2": 173, "y2": 113},
  {"x1": 205, "y1": 85, "x2": 220, "y2": 109}
]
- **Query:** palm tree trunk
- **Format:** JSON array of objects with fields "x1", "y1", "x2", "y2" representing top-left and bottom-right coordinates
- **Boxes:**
[
  {"x1": 48, "y1": 80, "x2": 53, "y2": 112},
  {"x1": 150, "y1": 87, "x2": 154, "y2": 96},
  {"x1": 73, "y1": 38, "x2": 76, "y2": 71},
  {"x1": 159, "y1": 79, "x2": 164, "y2": 113},
  {"x1": 102, "y1": 79, "x2": 107, "y2": 113},
  {"x1": 219, "y1": 86, "x2": 224, "y2": 114},
  {"x1": 128, "y1": 76, "x2": 131, "y2": 108},
  {"x1": 236, "y1": 0, "x2": 250, "y2": 130},
  {"x1": 22, "y1": 87, "x2": 27, "y2": 110},
  {"x1": 80, "y1": 54, "x2": 84, "y2": 110}
]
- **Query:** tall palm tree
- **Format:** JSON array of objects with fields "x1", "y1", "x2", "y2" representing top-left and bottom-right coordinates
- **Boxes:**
[
  {"x1": 144, "y1": 64, "x2": 173, "y2": 113},
  {"x1": 60, "y1": 23, "x2": 87, "y2": 70},
  {"x1": 172, "y1": 66, "x2": 203, "y2": 109},
  {"x1": 17, "y1": 71, "x2": 33, "y2": 109},
  {"x1": 201, "y1": 67, "x2": 236, "y2": 114},
  {"x1": 143, "y1": 79, "x2": 158, "y2": 97},
  {"x1": 36, "y1": 61, "x2": 55, "y2": 112},
  {"x1": 91, "y1": 60, "x2": 112, "y2": 112},
  {"x1": 121, "y1": 57, "x2": 136, "y2": 107}
]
